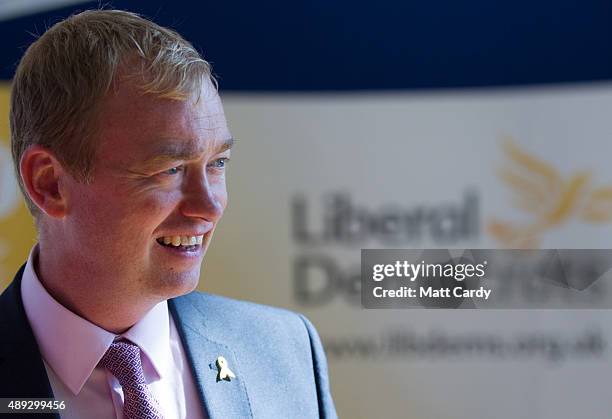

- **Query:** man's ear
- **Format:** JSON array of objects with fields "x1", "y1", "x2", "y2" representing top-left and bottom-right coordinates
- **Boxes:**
[{"x1": 19, "y1": 145, "x2": 69, "y2": 219}]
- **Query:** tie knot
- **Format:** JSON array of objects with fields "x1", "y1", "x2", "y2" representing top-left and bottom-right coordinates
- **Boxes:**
[{"x1": 99, "y1": 341, "x2": 146, "y2": 387}]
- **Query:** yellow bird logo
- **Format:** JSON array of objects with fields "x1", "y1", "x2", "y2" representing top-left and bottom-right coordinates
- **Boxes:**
[{"x1": 488, "y1": 138, "x2": 612, "y2": 248}]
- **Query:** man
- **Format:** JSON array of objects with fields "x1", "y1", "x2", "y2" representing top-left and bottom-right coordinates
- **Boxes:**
[{"x1": 0, "y1": 9, "x2": 337, "y2": 419}]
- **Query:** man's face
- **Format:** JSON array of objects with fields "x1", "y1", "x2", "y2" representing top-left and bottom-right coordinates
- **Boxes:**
[{"x1": 61, "y1": 79, "x2": 232, "y2": 301}]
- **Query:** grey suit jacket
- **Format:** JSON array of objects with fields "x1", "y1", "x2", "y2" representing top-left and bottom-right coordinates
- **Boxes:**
[{"x1": 0, "y1": 265, "x2": 338, "y2": 418}]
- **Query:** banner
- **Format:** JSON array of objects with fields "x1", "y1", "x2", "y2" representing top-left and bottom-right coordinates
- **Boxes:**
[{"x1": 203, "y1": 85, "x2": 612, "y2": 418}]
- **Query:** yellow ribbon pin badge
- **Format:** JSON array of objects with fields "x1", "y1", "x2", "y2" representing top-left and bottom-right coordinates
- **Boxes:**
[{"x1": 216, "y1": 356, "x2": 236, "y2": 382}]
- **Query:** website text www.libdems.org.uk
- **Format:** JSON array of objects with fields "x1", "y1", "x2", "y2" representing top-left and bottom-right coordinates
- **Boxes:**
[
  {"x1": 361, "y1": 249, "x2": 612, "y2": 309},
  {"x1": 323, "y1": 328, "x2": 606, "y2": 363}
]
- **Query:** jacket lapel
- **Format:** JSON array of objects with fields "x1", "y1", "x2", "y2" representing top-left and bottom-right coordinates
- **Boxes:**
[
  {"x1": 0, "y1": 266, "x2": 59, "y2": 418},
  {"x1": 169, "y1": 296, "x2": 253, "y2": 419}
]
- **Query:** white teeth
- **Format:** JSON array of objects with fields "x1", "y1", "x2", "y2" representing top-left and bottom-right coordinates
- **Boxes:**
[{"x1": 159, "y1": 235, "x2": 204, "y2": 247}]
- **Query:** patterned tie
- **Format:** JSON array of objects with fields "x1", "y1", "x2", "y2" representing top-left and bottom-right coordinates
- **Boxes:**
[{"x1": 99, "y1": 340, "x2": 164, "y2": 419}]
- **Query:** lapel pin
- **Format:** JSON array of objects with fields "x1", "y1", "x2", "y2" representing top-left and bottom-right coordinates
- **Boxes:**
[{"x1": 216, "y1": 356, "x2": 236, "y2": 382}]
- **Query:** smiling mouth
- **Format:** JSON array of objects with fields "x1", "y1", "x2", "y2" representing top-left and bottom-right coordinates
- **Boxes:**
[{"x1": 156, "y1": 235, "x2": 204, "y2": 251}]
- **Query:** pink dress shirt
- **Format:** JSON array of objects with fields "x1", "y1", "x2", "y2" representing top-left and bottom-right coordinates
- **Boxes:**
[{"x1": 20, "y1": 245, "x2": 206, "y2": 419}]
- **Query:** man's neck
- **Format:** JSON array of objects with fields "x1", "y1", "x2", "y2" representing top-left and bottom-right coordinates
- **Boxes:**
[{"x1": 35, "y1": 244, "x2": 159, "y2": 334}]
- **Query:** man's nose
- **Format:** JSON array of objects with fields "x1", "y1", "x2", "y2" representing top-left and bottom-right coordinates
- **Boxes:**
[{"x1": 180, "y1": 174, "x2": 225, "y2": 222}]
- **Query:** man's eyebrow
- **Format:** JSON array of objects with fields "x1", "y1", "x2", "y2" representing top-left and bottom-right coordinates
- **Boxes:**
[
  {"x1": 137, "y1": 137, "x2": 235, "y2": 169},
  {"x1": 217, "y1": 137, "x2": 235, "y2": 152}
]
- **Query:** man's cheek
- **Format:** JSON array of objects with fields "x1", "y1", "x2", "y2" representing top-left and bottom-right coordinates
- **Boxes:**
[
  {"x1": 214, "y1": 183, "x2": 229, "y2": 209},
  {"x1": 135, "y1": 194, "x2": 179, "y2": 216},
  {"x1": 219, "y1": 194, "x2": 228, "y2": 212}
]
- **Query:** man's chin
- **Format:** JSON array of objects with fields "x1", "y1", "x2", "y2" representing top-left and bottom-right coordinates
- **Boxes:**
[{"x1": 153, "y1": 269, "x2": 201, "y2": 300}]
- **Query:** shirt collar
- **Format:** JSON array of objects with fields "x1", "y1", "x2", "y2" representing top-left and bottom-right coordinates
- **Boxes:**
[
  {"x1": 121, "y1": 300, "x2": 171, "y2": 382},
  {"x1": 21, "y1": 245, "x2": 171, "y2": 395}
]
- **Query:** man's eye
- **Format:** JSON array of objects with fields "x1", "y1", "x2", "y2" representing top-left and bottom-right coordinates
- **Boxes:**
[
  {"x1": 210, "y1": 158, "x2": 230, "y2": 169},
  {"x1": 164, "y1": 166, "x2": 183, "y2": 175}
]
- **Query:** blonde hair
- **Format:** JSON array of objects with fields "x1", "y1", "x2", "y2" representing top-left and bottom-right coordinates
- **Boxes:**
[{"x1": 10, "y1": 9, "x2": 214, "y2": 215}]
